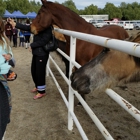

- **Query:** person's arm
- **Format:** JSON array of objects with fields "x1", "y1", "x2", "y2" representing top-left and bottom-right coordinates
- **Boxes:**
[
  {"x1": 8, "y1": 18, "x2": 30, "y2": 31},
  {"x1": 30, "y1": 27, "x2": 52, "y2": 48},
  {"x1": 16, "y1": 23, "x2": 31, "y2": 31},
  {"x1": 3, "y1": 46, "x2": 13, "y2": 61},
  {"x1": 1, "y1": 37, "x2": 13, "y2": 59}
]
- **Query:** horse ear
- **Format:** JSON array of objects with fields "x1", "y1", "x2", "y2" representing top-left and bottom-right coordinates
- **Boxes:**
[{"x1": 41, "y1": 0, "x2": 47, "y2": 5}]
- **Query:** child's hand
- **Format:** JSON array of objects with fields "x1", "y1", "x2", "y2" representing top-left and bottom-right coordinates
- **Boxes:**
[
  {"x1": 7, "y1": 18, "x2": 16, "y2": 27},
  {"x1": 2, "y1": 54, "x2": 12, "y2": 61}
]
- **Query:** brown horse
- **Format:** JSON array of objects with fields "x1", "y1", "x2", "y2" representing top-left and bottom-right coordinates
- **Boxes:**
[
  {"x1": 30, "y1": 0, "x2": 129, "y2": 78},
  {"x1": 70, "y1": 33, "x2": 140, "y2": 98}
]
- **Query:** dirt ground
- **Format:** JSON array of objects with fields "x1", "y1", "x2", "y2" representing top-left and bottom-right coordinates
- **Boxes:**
[{"x1": 4, "y1": 29, "x2": 140, "y2": 140}]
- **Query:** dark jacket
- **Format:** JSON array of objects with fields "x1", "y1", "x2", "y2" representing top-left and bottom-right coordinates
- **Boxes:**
[
  {"x1": 16, "y1": 23, "x2": 52, "y2": 56},
  {"x1": 5, "y1": 23, "x2": 13, "y2": 36}
]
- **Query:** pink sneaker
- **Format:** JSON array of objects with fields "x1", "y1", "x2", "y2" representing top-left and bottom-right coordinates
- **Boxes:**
[
  {"x1": 31, "y1": 88, "x2": 37, "y2": 93},
  {"x1": 33, "y1": 93, "x2": 46, "y2": 100}
]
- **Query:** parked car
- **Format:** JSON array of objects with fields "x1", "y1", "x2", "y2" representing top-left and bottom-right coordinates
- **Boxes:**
[
  {"x1": 109, "y1": 21, "x2": 134, "y2": 30},
  {"x1": 91, "y1": 20, "x2": 107, "y2": 28},
  {"x1": 134, "y1": 22, "x2": 140, "y2": 30}
]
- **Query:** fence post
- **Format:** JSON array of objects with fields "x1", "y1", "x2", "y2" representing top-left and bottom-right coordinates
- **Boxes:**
[{"x1": 68, "y1": 36, "x2": 77, "y2": 130}]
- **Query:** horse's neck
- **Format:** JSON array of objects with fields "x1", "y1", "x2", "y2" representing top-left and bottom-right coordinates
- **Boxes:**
[
  {"x1": 54, "y1": 18, "x2": 96, "y2": 33},
  {"x1": 57, "y1": 40, "x2": 67, "y2": 52},
  {"x1": 51, "y1": 5, "x2": 96, "y2": 34}
]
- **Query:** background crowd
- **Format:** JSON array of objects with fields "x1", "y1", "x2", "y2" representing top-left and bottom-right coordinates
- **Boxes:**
[{"x1": 4, "y1": 19, "x2": 31, "y2": 48}]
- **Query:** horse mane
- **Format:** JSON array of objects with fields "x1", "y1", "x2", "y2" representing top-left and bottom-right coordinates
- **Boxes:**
[
  {"x1": 125, "y1": 32, "x2": 140, "y2": 42},
  {"x1": 47, "y1": 2, "x2": 86, "y2": 21},
  {"x1": 45, "y1": 1, "x2": 91, "y2": 30},
  {"x1": 125, "y1": 32, "x2": 140, "y2": 66},
  {"x1": 53, "y1": 25, "x2": 66, "y2": 42},
  {"x1": 115, "y1": 32, "x2": 140, "y2": 84}
]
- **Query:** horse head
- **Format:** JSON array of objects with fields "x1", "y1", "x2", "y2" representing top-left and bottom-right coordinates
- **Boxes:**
[
  {"x1": 71, "y1": 36, "x2": 140, "y2": 95},
  {"x1": 31, "y1": 0, "x2": 53, "y2": 34}
]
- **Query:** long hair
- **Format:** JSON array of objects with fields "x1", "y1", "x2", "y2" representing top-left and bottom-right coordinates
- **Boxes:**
[{"x1": 0, "y1": 18, "x2": 10, "y2": 51}]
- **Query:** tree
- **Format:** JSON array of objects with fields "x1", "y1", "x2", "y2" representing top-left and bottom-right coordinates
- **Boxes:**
[
  {"x1": 62, "y1": 0, "x2": 79, "y2": 14},
  {"x1": 29, "y1": 0, "x2": 41, "y2": 13},
  {"x1": 0, "y1": 0, "x2": 6, "y2": 16},
  {"x1": 103, "y1": 3, "x2": 122, "y2": 19},
  {"x1": 4, "y1": 0, "x2": 41, "y2": 14},
  {"x1": 1, "y1": 0, "x2": 140, "y2": 20},
  {"x1": 84, "y1": 4, "x2": 98, "y2": 15}
]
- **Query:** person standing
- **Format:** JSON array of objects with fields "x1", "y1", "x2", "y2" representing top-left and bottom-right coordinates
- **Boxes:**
[
  {"x1": 0, "y1": 17, "x2": 13, "y2": 139},
  {"x1": 9, "y1": 18, "x2": 52, "y2": 99},
  {"x1": 5, "y1": 20, "x2": 13, "y2": 42},
  {"x1": 24, "y1": 19, "x2": 31, "y2": 49},
  {"x1": 12, "y1": 26, "x2": 18, "y2": 47},
  {"x1": 19, "y1": 30, "x2": 25, "y2": 47}
]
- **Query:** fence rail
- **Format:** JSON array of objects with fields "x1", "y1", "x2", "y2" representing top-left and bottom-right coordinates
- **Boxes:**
[{"x1": 46, "y1": 28, "x2": 140, "y2": 140}]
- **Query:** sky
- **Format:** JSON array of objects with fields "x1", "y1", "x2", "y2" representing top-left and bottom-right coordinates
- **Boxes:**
[{"x1": 34, "y1": 0, "x2": 140, "y2": 9}]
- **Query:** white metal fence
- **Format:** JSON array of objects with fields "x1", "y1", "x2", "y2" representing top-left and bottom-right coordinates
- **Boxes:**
[{"x1": 47, "y1": 28, "x2": 140, "y2": 140}]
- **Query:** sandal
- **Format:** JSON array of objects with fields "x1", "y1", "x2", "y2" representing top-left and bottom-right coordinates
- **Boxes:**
[
  {"x1": 31, "y1": 88, "x2": 37, "y2": 93},
  {"x1": 33, "y1": 93, "x2": 46, "y2": 100}
]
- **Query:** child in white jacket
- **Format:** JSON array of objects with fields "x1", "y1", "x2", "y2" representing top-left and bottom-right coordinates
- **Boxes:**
[{"x1": 0, "y1": 18, "x2": 15, "y2": 139}]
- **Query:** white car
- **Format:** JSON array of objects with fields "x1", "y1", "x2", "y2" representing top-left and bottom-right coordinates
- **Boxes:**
[
  {"x1": 116, "y1": 21, "x2": 134, "y2": 30},
  {"x1": 91, "y1": 20, "x2": 107, "y2": 28},
  {"x1": 134, "y1": 22, "x2": 140, "y2": 30}
]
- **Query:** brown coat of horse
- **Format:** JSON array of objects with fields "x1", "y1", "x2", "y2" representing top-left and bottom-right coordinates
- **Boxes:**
[
  {"x1": 30, "y1": 0, "x2": 129, "y2": 78},
  {"x1": 70, "y1": 33, "x2": 140, "y2": 97}
]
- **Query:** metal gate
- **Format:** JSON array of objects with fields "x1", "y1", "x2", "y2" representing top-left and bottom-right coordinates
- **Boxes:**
[{"x1": 46, "y1": 28, "x2": 140, "y2": 140}]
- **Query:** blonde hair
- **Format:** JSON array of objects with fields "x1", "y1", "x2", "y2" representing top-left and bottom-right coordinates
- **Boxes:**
[{"x1": 0, "y1": 17, "x2": 10, "y2": 51}]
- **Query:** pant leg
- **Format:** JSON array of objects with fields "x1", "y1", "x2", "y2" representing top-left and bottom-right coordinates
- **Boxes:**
[
  {"x1": 0, "y1": 81, "x2": 10, "y2": 139},
  {"x1": 13, "y1": 37, "x2": 16, "y2": 47},
  {"x1": 15, "y1": 38, "x2": 17, "y2": 47},
  {"x1": 35, "y1": 55, "x2": 49, "y2": 93},
  {"x1": 19, "y1": 38, "x2": 22, "y2": 46},
  {"x1": 31, "y1": 56, "x2": 37, "y2": 88}
]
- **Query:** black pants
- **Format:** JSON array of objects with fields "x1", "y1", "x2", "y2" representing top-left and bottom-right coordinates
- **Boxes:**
[
  {"x1": 24, "y1": 35, "x2": 30, "y2": 43},
  {"x1": 13, "y1": 37, "x2": 17, "y2": 47},
  {"x1": 31, "y1": 55, "x2": 49, "y2": 93},
  {"x1": 0, "y1": 82, "x2": 10, "y2": 140}
]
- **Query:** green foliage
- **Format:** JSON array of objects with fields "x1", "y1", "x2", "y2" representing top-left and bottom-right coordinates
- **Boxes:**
[
  {"x1": 0, "y1": 0, "x2": 6, "y2": 16},
  {"x1": 62, "y1": 0, "x2": 79, "y2": 14},
  {"x1": 119, "y1": 2, "x2": 140, "y2": 20},
  {"x1": 4, "y1": 0, "x2": 41, "y2": 14},
  {"x1": 1, "y1": 0, "x2": 140, "y2": 20},
  {"x1": 84, "y1": 4, "x2": 98, "y2": 15},
  {"x1": 103, "y1": 3, "x2": 122, "y2": 19}
]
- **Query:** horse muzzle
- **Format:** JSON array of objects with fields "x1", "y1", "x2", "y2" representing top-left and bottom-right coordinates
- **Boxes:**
[
  {"x1": 30, "y1": 25, "x2": 38, "y2": 35},
  {"x1": 70, "y1": 72, "x2": 91, "y2": 94}
]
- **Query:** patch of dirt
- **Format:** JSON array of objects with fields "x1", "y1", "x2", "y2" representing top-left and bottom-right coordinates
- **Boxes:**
[{"x1": 4, "y1": 29, "x2": 140, "y2": 140}]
